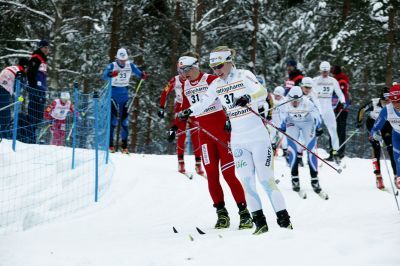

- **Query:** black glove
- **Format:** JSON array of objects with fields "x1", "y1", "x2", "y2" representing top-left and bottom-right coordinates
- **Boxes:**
[
  {"x1": 316, "y1": 127, "x2": 323, "y2": 137},
  {"x1": 178, "y1": 109, "x2": 193, "y2": 121},
  {"x1": 271, "y1": 142, "x2": 277, "y2": 151},
  {"x1": 224, "y1": 119, "x2": 231, "y2": 132},
  {"x1": 157, "y1": 107, "x2": 165, "y2": 118},
  {"x1": 234, "y1": 94, "x2": 251, "y2": 107},
  {"x1": 167, "y1": 125, "x2": 178, "y2": 142},
  {"x1": 258, "y1": 106, "x2": 265, "y2": 118}
]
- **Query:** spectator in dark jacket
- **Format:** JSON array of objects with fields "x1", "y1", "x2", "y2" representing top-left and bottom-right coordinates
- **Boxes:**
[
  {"x1": 284, "y1": 59, "x2": 304, "y2": 95},
  {"x1": 331, "y1": 65, "x2": 351, "y2": 158},
  {"x1": 26, "y1": 40, "x2": 50, "y2": 143}
]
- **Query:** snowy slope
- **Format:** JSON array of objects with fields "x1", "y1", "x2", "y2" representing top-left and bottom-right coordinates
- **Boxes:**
[{"x1": 0, "y1": 152, "x2": 399, "y2": 266}]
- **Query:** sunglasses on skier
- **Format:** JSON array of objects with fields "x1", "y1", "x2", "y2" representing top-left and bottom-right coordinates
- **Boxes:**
[
  {"x1": 210, "y1": 63, "x2": 225, "y2": 71},
  {"x1": 178, "y1": 60, "x2": 199, "y2": 74}
]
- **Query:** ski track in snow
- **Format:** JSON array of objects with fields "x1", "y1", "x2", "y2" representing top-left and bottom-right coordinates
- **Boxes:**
[{"x1": 0, "y1": 151, "x2": 399, "y2": 266}]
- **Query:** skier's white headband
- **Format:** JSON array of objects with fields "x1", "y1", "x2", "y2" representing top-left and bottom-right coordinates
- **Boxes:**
[
  {"x1": 209, "y1": 50, "x2": 232, "y2": 67},
  {"x1": 178, "y1": 56, "x2": 199, "y2": 68}
]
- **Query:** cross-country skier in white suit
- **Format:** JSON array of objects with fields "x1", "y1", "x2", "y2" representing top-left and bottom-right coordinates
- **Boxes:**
[
  {"x1": 279, "y1": 86, "x2": 328, "y2": 199},
  {"x1": 313, "y1": 61, "x2": 345, "y2": 162}
]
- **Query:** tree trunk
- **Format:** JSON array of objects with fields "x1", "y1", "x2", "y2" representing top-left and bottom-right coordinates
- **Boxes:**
[
  {"x1": 129, "y1": 30, "x2": 145, "y2": 152},
  {"x1": 80, "y1": 3, "x2": 93, "y2": 93},
  {"x1": 166, "y1": 1, "x2": 182, "y2": 154},
  {"x1": 49, "y1": 8, "x2": 62, "y2": 90},
  {"x1": 342, "y1": 0, "x2": 351, "y2": 20},
  {"x1": 195, "y1": 0, "x2": 204, "y2": 56},
  {"x1": 385, "y1": 1, "x2": 396, "y2": 87},
  {"x1": 109, "y1": 0, "x2": 123, "y2": 62},
  {"x1": 145, "y1": 108, "x2": 152, "y2": 153},
  {"x1": 250, "y1": 0, "x2": 259, "y2": 73}
]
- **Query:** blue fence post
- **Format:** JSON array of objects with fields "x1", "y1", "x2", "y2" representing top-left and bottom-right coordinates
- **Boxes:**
[
  {"x1": 71, "y1": 82, "x2": 79, "y2": 169},
  {"x1": 105, "y1": 81, "x2": 112, "y2": 164},
  {"x1": 93, "y1": 91, "x2": 100, "y2": 202},
  {"x1": 186, "y1": 127, "x2": 192, "y2": 155},
  {"x1": 12, "y1": 74, "x2": 22, "y2": 151}
]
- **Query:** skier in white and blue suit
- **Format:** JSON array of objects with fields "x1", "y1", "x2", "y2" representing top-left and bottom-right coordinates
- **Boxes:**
[
  {"x1": 279, "y1": 86, "x2": 326, "y2": 196},
  {"x1": 102, "y1": 48, "x2": 148, "y2": 153}
]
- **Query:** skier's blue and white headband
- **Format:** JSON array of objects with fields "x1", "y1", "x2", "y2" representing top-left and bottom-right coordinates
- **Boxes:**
[
  {"x1": 177, "y1": 56, "x2": 199, "y2": 74},
  {"x1": 209, "y1": 50, "x2": 232, "y2": 68}
]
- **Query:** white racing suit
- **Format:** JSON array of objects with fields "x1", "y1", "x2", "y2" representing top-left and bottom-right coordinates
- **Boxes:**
[
  {"x1": 189, "y1": 68, "x2": 287, "y2": 213},
  {"x1": 312, "y1": 75, "x2": 345, "y2": 150},
  {"x1": 280, "y1": 97, "x2": 321, "y2": 178}
]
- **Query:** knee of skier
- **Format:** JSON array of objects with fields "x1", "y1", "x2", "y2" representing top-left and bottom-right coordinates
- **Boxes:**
[{"x1": 111, "y1": 117, "x2": 118, "y2": 126}]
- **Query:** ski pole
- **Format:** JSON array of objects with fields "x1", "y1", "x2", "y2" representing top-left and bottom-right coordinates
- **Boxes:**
[
  {"x1": 188, "y1": 119, "x2": 232, "y2": 152},
  {"x1": 127, "y1": 79, "x2": 145, "y2": 113},
  {"x1": 246, "y1": 105, "x2": 342, "y2": 174},
  {"x1": 135, "y1": 79, "x2": 144, "y2": 93},
  {"x1": 38, "y1": 124, "x2": 51, "y2": 140},
  {"x1": 175, "y1": 126, "x2": 199, "y2": 138},
  {"x1": 379, "y1": 139, "x2": 400, "y2": 212},
  {"x1": 265, "y1": 97, "x2": 298, "y2": 113},
  {"x1": 335, "y1": 103, "x2": 348, "y2": 119},
  {"x1": 66, "y1": 125, "x2": 74, "y2": 141},
  {"x1": 0, "y1": 96, "x2": 24, "y2": 111},
  {"x1": 337, "y1": 129, "x2": 360, "y2": 151}
]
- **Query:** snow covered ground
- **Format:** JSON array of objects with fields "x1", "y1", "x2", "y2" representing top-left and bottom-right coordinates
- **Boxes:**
[{"x1": 0, "y1": 151, "x2": 399, "y2": 266}]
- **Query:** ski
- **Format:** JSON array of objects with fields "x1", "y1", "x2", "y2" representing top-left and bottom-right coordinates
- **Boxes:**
[
  {"x1": 297, "y1": 190, "x2": 307, "y2": 199},
  {"x1": 196, "y1": 227, "x2": 206, "y2": 234},
  {"x1": 195, "y1": 172, "x2": 207, "y2": 180},
  {"x1": 179, "y1": 172, "x2": 193, "y2": 180},
  {"x1": 317, "y1": 190, "x2": 329, "y2": 200}
]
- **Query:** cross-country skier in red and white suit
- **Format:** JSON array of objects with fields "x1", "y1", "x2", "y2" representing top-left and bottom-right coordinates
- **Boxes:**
[
  {"x1": 178, "y1": 53, "x2": 253, "y2": 230},
  {"x1": 158, "y1": 72, "x2": 203, "y2": 175},
  {"x1": 44, "y1": 92, "x2": 75, "y2": 146}
]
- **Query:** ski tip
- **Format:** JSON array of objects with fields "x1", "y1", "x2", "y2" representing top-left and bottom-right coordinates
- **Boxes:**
[
  {"x1": 189, "y1": 234, "x2": 194, "y2": 241},
  {"x1": 196, "y1": 227, "x2": 206, "y2": 234},
  {"x1": 173, "y1": 226, "x2": 178, "y2": 233}
]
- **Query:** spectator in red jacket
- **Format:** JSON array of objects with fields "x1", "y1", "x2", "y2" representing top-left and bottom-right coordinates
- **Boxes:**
[
  {"x1": 284, "y1": 59, "x2": 304, "y2": 95},
  {"x1": 331, "y1": 65, "x2": 351, "y2": 159}
]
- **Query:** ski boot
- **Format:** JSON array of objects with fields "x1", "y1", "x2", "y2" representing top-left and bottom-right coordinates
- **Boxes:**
[
  {"x1": 325, "y1": 150, "x2": 334, "y2": 162},
  {"x1": 109, "y1": 146, "x2": 116, "y2": 153},
  {"x1": 178, "y1": 161, "x2": 185, "y2": 174},
  {"x1": 282, "y1": 149, "x2": 290, "y2": 165},
  {"x1": 311, "y1": 177, "x2": 329, "y2": 199},
  {"x1": 252, "y1": 209, "x2": 268, "y2": 235},
  {"x1": 297, "y1": 152, "x2": 304, "y2": 167},
  {"x1": 375, "y1": 174, "x2": 385, "y2": 190},
  {"x1": 214, "y1": 203, "x2": 230, "y2": 229},
  {"x1": 237, "y1": 203, "x2": 253, "y2": 229},
  {"x1": 291, "y1": 176, "x2": 300, "y2": 192},
  {"x1": 332, "y1": 150, "x2": 341, "y2": 164},
  {"x1": 195, "y1": 157, "x2": 205, "y2": 177},
  {"x1": 276, "y1": 209, "x2": 293, "y2": 229},
  {"x1": 311, "y1": 177, "x2": 322, "y2": 193},
  {"x1": 395, "y1": 176, "x2": 400, "y2": 190},
  {"x1": 120, "y1": 139, "x2": 129, "y2": 154}
]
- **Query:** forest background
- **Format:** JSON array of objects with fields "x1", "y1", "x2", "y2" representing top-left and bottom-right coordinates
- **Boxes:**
[{"x1": 0, "y1": 0, "x2": 398, "y2": 155}]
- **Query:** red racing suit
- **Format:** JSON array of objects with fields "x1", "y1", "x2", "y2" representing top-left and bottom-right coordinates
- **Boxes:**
[
  {"x1": 181, "y1": 72, "x2": 246, "y2": 206},
  {"x1": 44, "y1": 99, "x2": 74, "y2": 146},
  {"x1": 160, "y1": 75, "x2": 201, "y2": 158}
]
